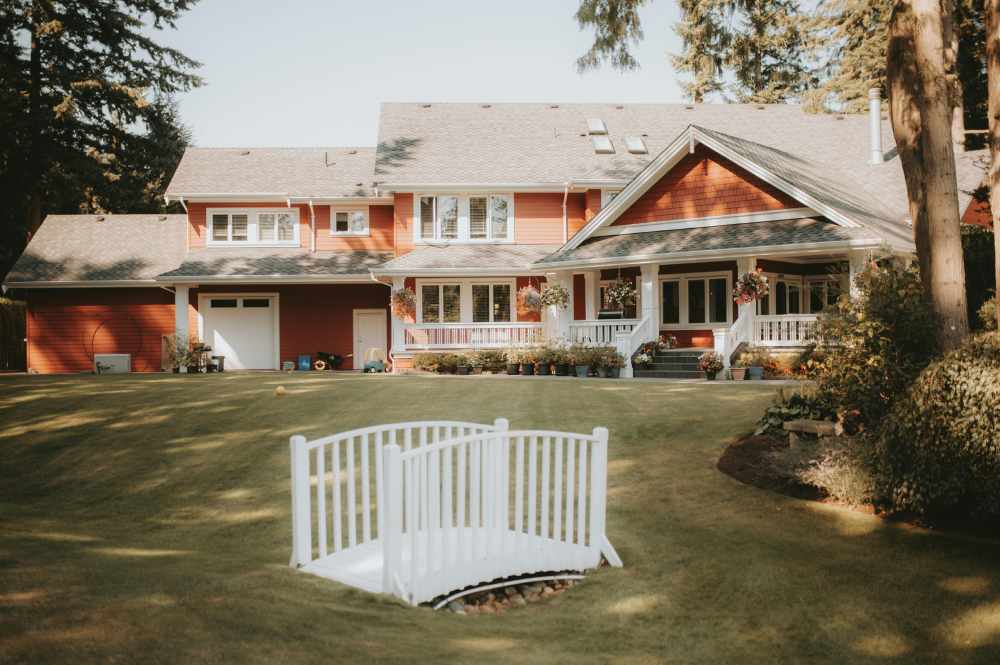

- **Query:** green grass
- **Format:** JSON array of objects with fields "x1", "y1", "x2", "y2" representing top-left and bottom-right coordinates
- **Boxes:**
[{"x1": 1, "y1": 373, "x2": 999, "y2": 664}]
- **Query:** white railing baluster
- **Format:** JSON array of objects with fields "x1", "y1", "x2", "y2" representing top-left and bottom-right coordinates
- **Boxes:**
[
  {"x1": 375, "y1": 430, "x2": 385, "y2": 539},
  {"x1": 577, "y1": 439, "x2": 587, "y2": 547},
  {"x1": 541, "y1": 436, "x2": 551, "y2": 539},
  {"x1": 361, "y1": 434, "x2": 371, "y2": 544},
  {"x1": 347, "y1": 436, "x2": 357, "y2": 548},
  {"x1": 528, "y1": 435, "x2": 538, "y2": 537},
  {"x1": 514, "y1": 436, "x2": 524, "y2": 534},
  {"x1": 554, "y1": 437, "x2": 563, "y2": 542},
  {"x1": 316, "y1": 445, "x2": 327, "y2": 558},
  {"x1": 565, "y1": 438, "x2": 575, "y2": 545},
  {"x1": 290, "y1": 435, "x2": 311, "y2": 567},
  {"x1": 381, "y1": 444, "x2": 402, "y2": 595},
  {"x1": 332, "y1": 439, "x2": 342, "y2": 552}
]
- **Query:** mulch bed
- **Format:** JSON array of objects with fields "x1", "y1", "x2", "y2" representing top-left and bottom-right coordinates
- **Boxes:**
[{"x1": 717, "y1": 434, "x2": 825, "y2": 502}]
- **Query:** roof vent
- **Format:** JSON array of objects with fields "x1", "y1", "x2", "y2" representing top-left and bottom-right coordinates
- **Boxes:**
[
  {"x1": 685, "y1": 105, "x2": 695, "y2": 110},
  {"x1": 240, "y1": 150, "x2": 251, "y2": 156},
  {"x1": 587, "y1": 118, "x2": 608, "y2": 135},
  {"x1": 624, "y1": 136, "x2": 648, "y2": 154},
  {"x1": 591, "y1": 135, "x2": 615, "y2": 154},
  {"x1": 615, "y1": 105, "x2": 624, "y2": 110},
  {"x1": 421, "y1": 103, "x2": 432, "y2": 108},
  {"x1": 158, "y1": 215, "x2": 168, "y2": 221},
  {"x1": 95, "y1": 216, "x2": 105, "y2": 222},
  {"x1": 347, "y1": 149, "x2": 358, "y2": 155},
  {"x1": 480, "y1": 104, "x2": 492, "y2": 108},
  {"x1": 549, "y1": 104, "x2": 560, "y2": 109},
  {"x1": 755, "y1": 105, "x2": 765, "y2": 110}
]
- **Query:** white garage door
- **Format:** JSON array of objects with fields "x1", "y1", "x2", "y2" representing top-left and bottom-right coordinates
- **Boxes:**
[{"x1": 202, "y1": 296, "x2": 277, "y2": 370}]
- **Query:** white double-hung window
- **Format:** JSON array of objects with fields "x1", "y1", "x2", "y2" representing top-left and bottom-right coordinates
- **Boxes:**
[
  {"x1": 331, "y1": 208, "x2": 369, "y2": 236},
  {"x1": 207, "y1": 209, "x2": 300, "y2": 246},
  {"x1": 416, "y1": 194, "x2": 514, "y2": 242}
]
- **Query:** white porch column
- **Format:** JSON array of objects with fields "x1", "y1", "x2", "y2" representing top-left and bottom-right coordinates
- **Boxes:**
[
  {"x1": 174, "y1": 285, "x2": 190, "y2": 373},
  {"x1": 848, "y1": 249, "x2": 872, "y2": 300},
  {"x1": 544, "y1": 271, "x2": 574, "y2": 341},
  {"x1": 736, "y1": 255, "x2": 757, "y2": 324},
  {"x1": 390, "y1": 277, "x2": 407, "y2": 358},
  {"x1": 639, "y1": 263, "x2": 659, "y2": 331},
  {"x1": 583, "y1": 270, "x2": 600, "y2": 320}
]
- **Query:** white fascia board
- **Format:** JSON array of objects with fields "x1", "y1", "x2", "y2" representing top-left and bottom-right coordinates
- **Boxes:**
[
  {"x1": 592, "y1": 208, "x2": 817, "y2": 237},
  {"x1": 535, "y1": 238, "x2": 885, "y2": 271},
  {"x1": 157, "y1": 275, "x2": 375, "y2": 285},
  {"x1": 559, "y1": 128, "x2": 698, "y2": 252},
  {"x1": 570, "y1": 179, "x2": 632, "y2": 188},
  {"x1": 378, "y1": 183, "x2": 569, "y2": 193},
  {"x1": 372, "y1": 267, "x2": 548, "y2": 277},
  {"x1": 288, "y1": 196, "x2": 395, "y2": 205},
  {"x1": 4, "y1": 279, "x2": 162, "y2": 289},
  {"x1": 167, "y1": 193, "x2": 290, "y2": 203}
]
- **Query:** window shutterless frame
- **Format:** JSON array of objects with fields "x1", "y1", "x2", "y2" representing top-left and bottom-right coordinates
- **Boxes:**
[
  {"x1": 412, "y1": 194, "x2": 515, "y2": 243},
  {"x1": 330, "y1": 207, "x2": 370, "y2": 236},
  {"x1": 657, "y1": 272, "x2": 733, "y2": 329},
  {"x1": 205, "y1": 208, "x2": 300, "y2": 247}
]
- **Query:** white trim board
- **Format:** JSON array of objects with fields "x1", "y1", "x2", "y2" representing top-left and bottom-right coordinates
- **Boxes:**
[{"x1": 592, "y1": 208, "x2": 816, "y2": 237}]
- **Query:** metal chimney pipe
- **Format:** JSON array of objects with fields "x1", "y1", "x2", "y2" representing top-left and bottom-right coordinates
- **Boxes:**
[{"x1": 868, "y1": 88, "x2": 883, "y2": 165}]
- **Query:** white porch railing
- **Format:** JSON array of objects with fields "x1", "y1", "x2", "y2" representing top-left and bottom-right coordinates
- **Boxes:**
[
  {"x1": 753, "y1": 315, "x2": 818, "y2": 347},
  {"x1": 615, "y1": 315, "x2": 654, "y2": 379},
  {"x1": 403, "y1": 323, "x2": 544, "y2": 350},
  {"x1": 568, "y1": 319, "x2": 640, "y2": 345},
  {"x1": 290, "y1": 419, "x2": 621, "y2": 606}
]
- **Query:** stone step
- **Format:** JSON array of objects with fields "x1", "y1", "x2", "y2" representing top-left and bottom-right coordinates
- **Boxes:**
[
  {"x1": 634, "y1": 369, "x2": 705, "y2": 379},
  {"x1": 644, "y1": 364, "x2": 701, "y2": 372}
]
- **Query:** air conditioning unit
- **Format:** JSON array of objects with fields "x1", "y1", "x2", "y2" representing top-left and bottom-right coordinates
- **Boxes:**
[{"x1": 94, "y1": 354, "x2": 131, "y2": 374}]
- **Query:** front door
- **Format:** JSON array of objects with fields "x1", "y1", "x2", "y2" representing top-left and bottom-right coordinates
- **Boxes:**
[{"x1": 353, "y1": 309, "x2": 387, "y2": 370}]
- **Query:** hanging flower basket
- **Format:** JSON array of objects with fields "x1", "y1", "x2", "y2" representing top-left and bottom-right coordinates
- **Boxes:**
[
  {"x1": 540, "y1": 283, "x2": 570, "y2": 309},
  {"x1": 733, "y1": 269, "x2": 769, "y2": 304},
  {"x1": 517, "y1": 285, "x2": 543, "y2": 314},
  {"x1": 605, "y1": 279, "x2": 636, "y2": 307},
  {"x1": 390, "y1": 287, "x2": 416, "y2": 320}
]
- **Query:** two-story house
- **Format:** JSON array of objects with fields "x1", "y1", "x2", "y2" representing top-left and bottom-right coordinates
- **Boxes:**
[{"x1": 6, "y1": 93, "x2": 989, "y2": 375}]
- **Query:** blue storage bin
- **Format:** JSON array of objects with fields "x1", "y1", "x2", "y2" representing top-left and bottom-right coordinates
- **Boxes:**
[{"x1": 297, "y1": 355, "x2": 312, "y2": 371}]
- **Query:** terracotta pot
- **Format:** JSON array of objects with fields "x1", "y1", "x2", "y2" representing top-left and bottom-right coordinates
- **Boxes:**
[{"x1": 730, "y1": 367, "x2": 747, "y2": 381}]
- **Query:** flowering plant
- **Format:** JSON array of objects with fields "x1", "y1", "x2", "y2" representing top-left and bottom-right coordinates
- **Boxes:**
[
  {"x1": 659, "y1": 334, "x2": 679, "y2": 350},
  {"x1": 540, "y1": 283, "x2": 570, "y2": 309},
  {"x1": 516, "y1": 285, "x2": 543, "y2": 313},
  {"x1": 634, "y1": 352, "x2": 653, "y2": 368},
  {"x1": 698, "y1": 351, "x2": 724, "y2": 373},
  {"x1": 733, "y1": 268, "x2": 769, "y2": 304},
  {"x1": 390, "y1": 287, "x2": 416, "y2": 320},
  {"x1": 605, "y1": 279, "x2": 636, "y2": 307}
]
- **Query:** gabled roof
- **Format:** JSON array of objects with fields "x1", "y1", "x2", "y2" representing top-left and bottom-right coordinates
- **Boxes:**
[
  {"x1": 539, "y1": 218, "x2": 878, "y2": 267},
  {"x1": 165, "y1": 147, "x2": 380, "y2": 199},
  {"x1": 6, "y1": 214, "x2": 187, "y2": 286}
]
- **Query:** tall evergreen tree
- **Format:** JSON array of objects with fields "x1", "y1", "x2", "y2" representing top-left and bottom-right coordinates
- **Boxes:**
[
  {"x1": 727, "y1": 0, "x2": 811, "y2": 103},
  {"x1": 670, "y1": 0, "x2": 729, "y2": 102},
  {"x1": 0, "y1": 1, "x2": 201, "y2": 277}
]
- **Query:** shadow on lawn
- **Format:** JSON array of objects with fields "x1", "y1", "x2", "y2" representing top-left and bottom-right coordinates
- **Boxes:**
[{"x1": 1, "y1": 374, "x2": 999, "y2": 663}]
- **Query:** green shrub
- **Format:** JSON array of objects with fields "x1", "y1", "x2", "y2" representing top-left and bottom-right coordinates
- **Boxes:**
[
  {"x1": 875, "y1": 333, "x2": 1000, "y2": 520},
  {"x1": 755, "y1": 388, "x2": 835, "y2": 436},
  {"x1": 797, "y1": 439, "x2": 876, "y2": 508},
  {"x1": 473, "y1": 350, "x2": 507, "y2": 373},
  {"x1": 412, "y1": 353, "x2": 441, "y2": 372},
  {"x1": 978, "y1": 296, "x2": 997, "y2": 331},
  {"x1": 812, "y1": 258, "x2": 938, "y2": 433},
  {"x1": 437, "y1": 353, "x2": 461, "y2": 373}
]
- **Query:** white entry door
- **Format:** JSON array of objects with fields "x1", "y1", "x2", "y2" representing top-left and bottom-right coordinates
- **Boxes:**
[
  {"x1": 201, "y1": 295, "x2": 277, "y2": 370},
  {"x1": 353, "y1": 309, "x2": 387, "y2": 370}
]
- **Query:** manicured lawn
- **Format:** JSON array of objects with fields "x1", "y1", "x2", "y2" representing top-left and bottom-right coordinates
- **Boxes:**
[{"x1": 1, "y1": 373, "x2": 999, "y2": 664}]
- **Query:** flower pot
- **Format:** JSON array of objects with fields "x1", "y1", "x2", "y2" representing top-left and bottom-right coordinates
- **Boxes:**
[
  {"x1": 521, "y1": 362, "x2": 535, "y2": 376},
  {"x1": 456, "y1": 365, "x2": 470, "y2": 375},
  {"x1": 748, "y1": 366, "x2": 764, "y2": 380},
  {"x1": 186, "y1": 365, "x2": 201, "y2": 374},
  {"x1": 705, "y1": 371, "x2": 718, "y2": 381},
  {"x1": 472, "y1": 367, "x2": 483, "y2": 375},
  {"x1": 506, "y1": 363, "x2": 519, "y2": 375},
  {"x1": 596, "y1": 367, "x2": 609, "y2": 378},
  {"x1": 574, "y1": 364, "x2": 589, "y2": 378},
  {"x1": 555, "y1": 363, "x2": 569, "y2": 376},
  {"x1": 537, "y1": 363, "x2": 551, "y2": 376},
  {"x1": 172, "y1": 367, "x2": 180, "y2": 374},
  {"x1": 730, "y1": 367, "x2": 747, "y2": 381},
  {"x1": 609, "y1": 367, "x2": 621, "y2": 378}
]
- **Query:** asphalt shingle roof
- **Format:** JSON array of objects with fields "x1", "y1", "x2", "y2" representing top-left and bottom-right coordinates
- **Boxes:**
[
  {"x1": 165, "y1": 147, "x2": 379, "y2": 198},
  {"x1": 6, "y1": 214, "x2": 187, "y2": 284},
  {"x1": 376, "y1": 244, "x2": 561, "y2": 273},
  {"x1": 158, "y1": 249, "x2": 392, "y2": 279},
  {"x1": 541, "y1": 218, "x2": 875, "y2": 264}
]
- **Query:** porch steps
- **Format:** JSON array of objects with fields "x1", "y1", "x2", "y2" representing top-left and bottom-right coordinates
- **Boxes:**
[{"x1": 633, "y1": 350, "x2": 706, "y2": 380}]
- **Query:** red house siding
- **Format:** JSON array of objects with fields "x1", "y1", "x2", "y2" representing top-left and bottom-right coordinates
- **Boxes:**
[
  {"x1": 315, "y1": 204, "x2": 395, "y2": 251},
  {"x1": 613, "y1": 146, "x2": 800, "y2": 227},
  {"x1": 25, "y1": 289, "x2": 180, "y2": 374}
]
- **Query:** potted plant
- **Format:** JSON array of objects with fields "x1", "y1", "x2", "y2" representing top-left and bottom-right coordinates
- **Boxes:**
[
  {"x1": 533, "y1": 344, "x2": 551, "y2": 375},
  {"x1": 633, "y1": 347, "x2": 653, "y2": 370},
  {"x1": 165, "y1": 334, "x2": 191, "y2": 373},
  {"x1": 553, "y1": 345, "x2": 570, "y2": 376},
  {"x1": 516, "y1": 285, "x2": 543, "y2": 317},
  {"x1": 659, "y1": 334, "x2": 679, "y2": 351},
  {"x1": 605, "y1": 349, "x2": 625, "y2": 378},
  {"x1": 698, "y1": 351, "x2": 724, "y2": 380},
  {"x1": 470, "y1": 354, "x2": 484, "y2": 375},
  {"x1": 569, "y1": 344, "x2": 591, "y2": 378},
  {"x1": 520, "y1": 347, "x2": 536, "y2": 376},
  {"x1": 456, "y1": 354, "x2": 472, "y2": 375},
  {"x1": 740, "y1": 347, "x2": 770, "y2": 380},
  {"x1": 605, "y1": 279, "x2": 637, "y2": 309},
  {"x1": 438, "y1": 353, "x2": 460, "y2": 374},
  {"x1": 540, "y1": 283, "x2": 570, "y2": 309},
  {"x1": 505, "y1": 348, "x2": 520, "y2": 375},
  {"x1": 733, "y1": 268, "x2": 770, "y2": 305},
  {"x1": 390, "y1": 287, "x2": 417, "y2": 320},
  {"x1": 730, "y1": 359, "x2": 747, "y2": 381}
]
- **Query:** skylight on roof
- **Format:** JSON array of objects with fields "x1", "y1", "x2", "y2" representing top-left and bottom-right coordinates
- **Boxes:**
[
  {"x1": 625, "y1": 136, "x2": 648, "y2": 154},
  {"x1": 591, "y1": 135, "x2": 615, "y2": 154},
  {"x1": 587, "y1": 118, "x2": 608, "y2": 135}
]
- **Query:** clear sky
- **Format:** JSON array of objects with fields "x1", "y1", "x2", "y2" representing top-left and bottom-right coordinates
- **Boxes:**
[{"x1": 160, "y1": 0, "x2": 685, "y2": 148}]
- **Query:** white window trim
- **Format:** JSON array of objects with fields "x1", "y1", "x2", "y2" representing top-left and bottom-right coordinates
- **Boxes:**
[
  {"x1": 206, "y1": 208, "x2": 300, "y2": 247},
  {"x1": 414, "y1": 278, "x2": 517, "y2": 323},
  {"x1": 658, "y1": 271, "x2": 733, "y2": 330},
  {"x1": 600, "y1": 189, "x2": 622, "y2": 208},
  {"x1": 804, "y1": 274, "x2": 847, "y2": 314},
  {"x1": 329, "y1": 206, "x2": 371, "y2": 237},
  {"x1": 412, "y1": 194, "x2": 515, "y2": 244}
]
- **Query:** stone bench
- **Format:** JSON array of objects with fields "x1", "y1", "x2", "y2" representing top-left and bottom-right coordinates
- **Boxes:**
[{"x1": 783, "y1": 419, "x2": 843, "y2": 446}]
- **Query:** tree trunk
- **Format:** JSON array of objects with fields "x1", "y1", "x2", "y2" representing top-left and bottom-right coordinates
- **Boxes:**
[
  {"x1": 27, "y1": 1, "x2": 43, "y2": 234},
  {"x1": 887, "y1": 0, "x2": 969, "y2": 350},
  {"x1": 942, "y1": 0, "x2": 966, "y2": 150},
  {"x1": 988, "y1": 0, "x2": 1000, "y2": 330}
]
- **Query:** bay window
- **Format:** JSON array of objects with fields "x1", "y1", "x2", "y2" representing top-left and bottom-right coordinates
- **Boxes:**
[
  {"x1": 414, "y1": 194, "x2": 514, "y2": 242},
  {"x1": 659, "y1": 273, "x2": 732, "y2": 327},
  {"x1": 207, "y1": 209, "x2": 300, "y2": 246}
]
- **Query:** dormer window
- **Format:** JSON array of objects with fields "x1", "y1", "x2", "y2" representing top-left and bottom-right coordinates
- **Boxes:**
[
  {"x1": 207, "y1": 209, "x2": 300, "y2": 246},
  {"x1": 415, "y1": 194, "x2": 514, "y2": 242},
  {"x1": 331, "y1": 208, "x2": 369, "y2": 236}
]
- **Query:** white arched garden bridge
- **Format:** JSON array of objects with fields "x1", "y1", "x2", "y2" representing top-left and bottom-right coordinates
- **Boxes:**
[{"x1": 289, "y1": 419, "x2": 622, "y2": 606}]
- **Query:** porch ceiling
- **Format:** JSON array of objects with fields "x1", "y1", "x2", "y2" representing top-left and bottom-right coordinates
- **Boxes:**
[{"x1": 537, "y1": 217, "x2": 878, "y2": 267}]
